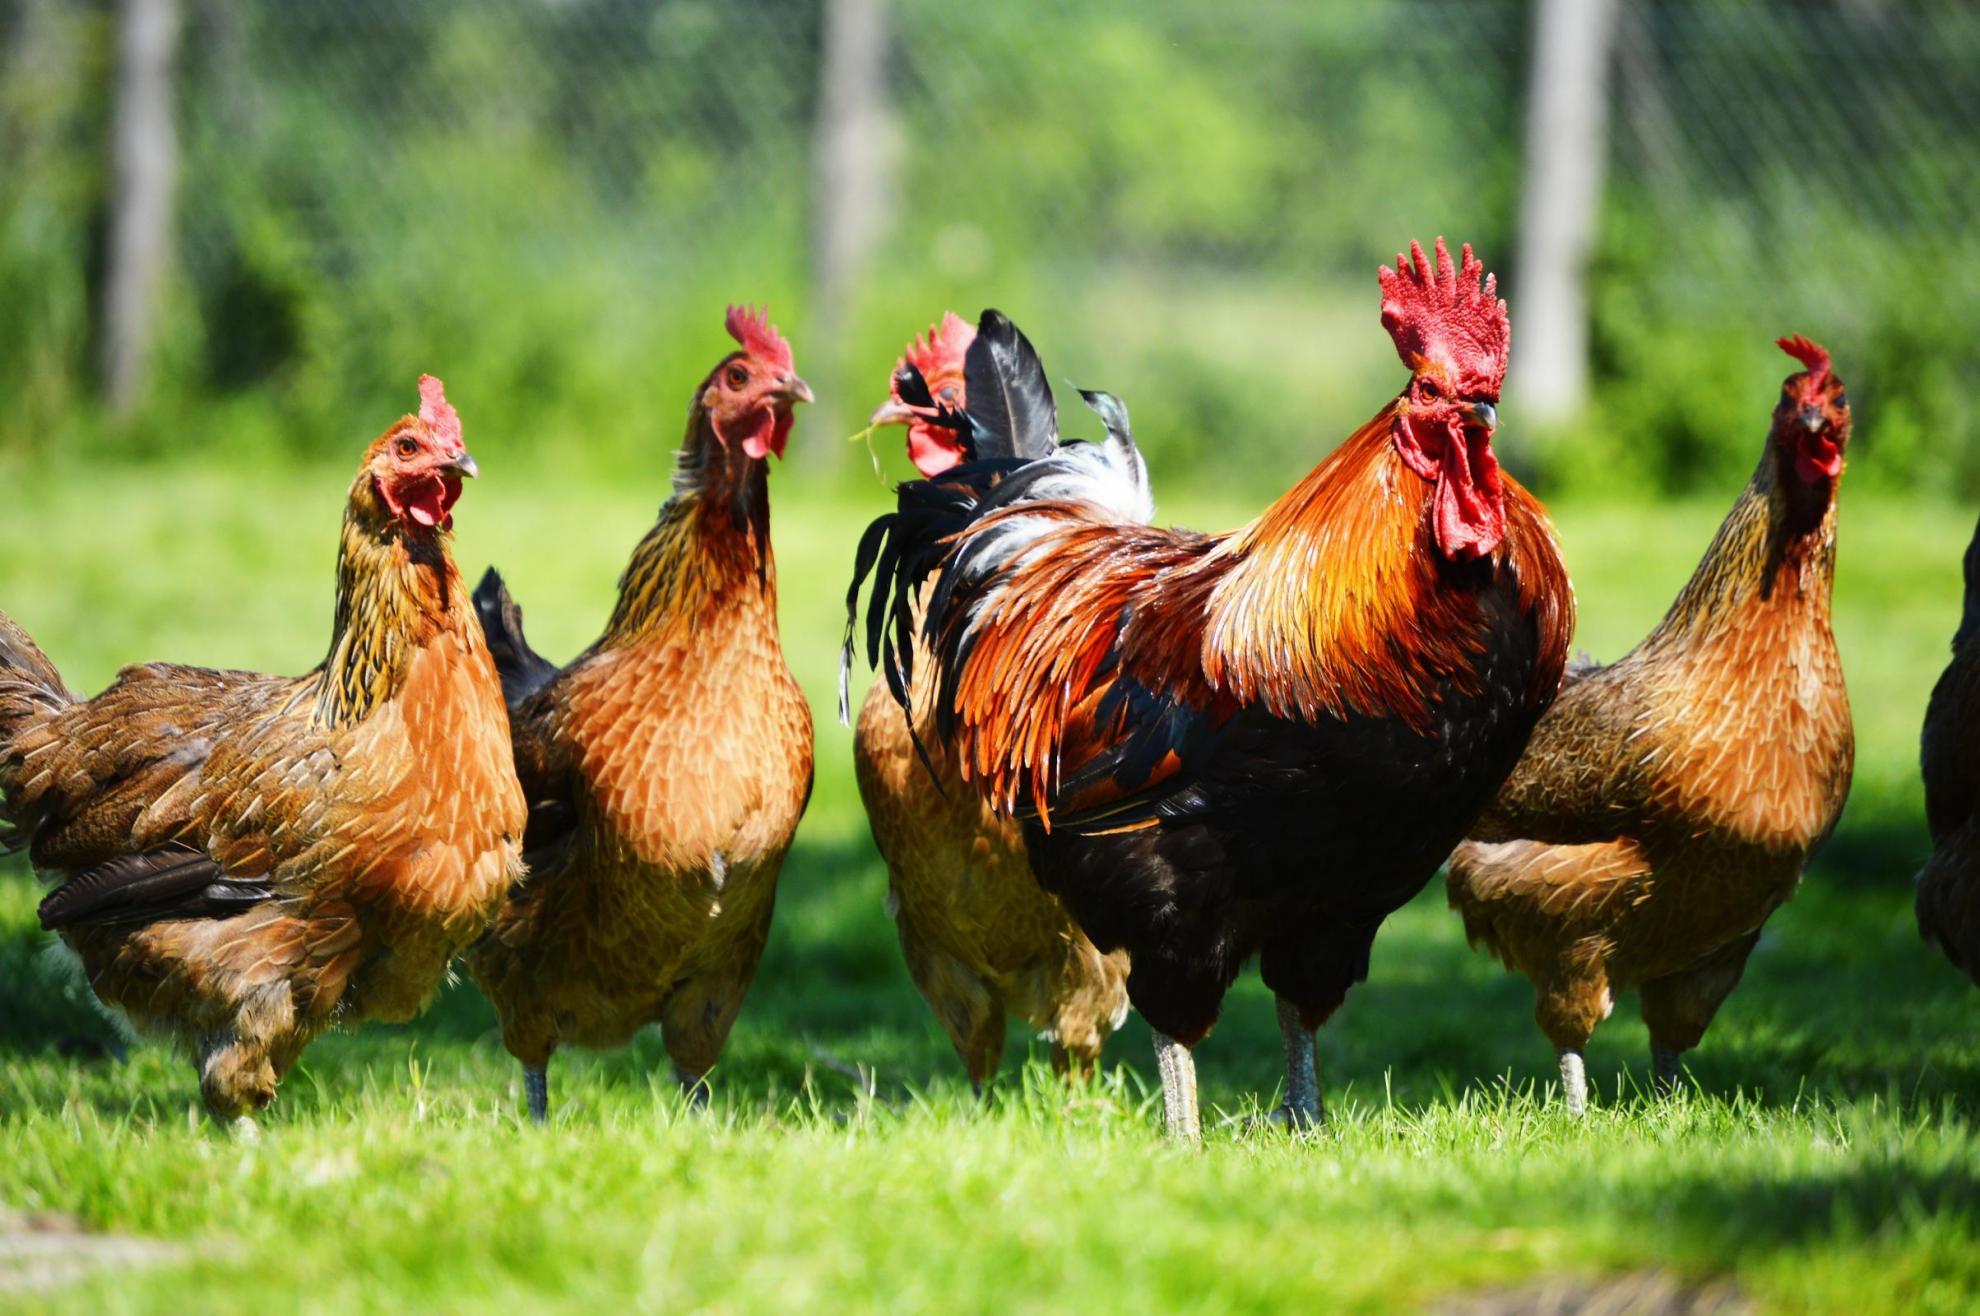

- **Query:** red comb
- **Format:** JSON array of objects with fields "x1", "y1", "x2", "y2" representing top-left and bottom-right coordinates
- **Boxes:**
[
  {"x1": 1378, "y1": 237, "x2": 1510, "y2": 392},
  {"x1": 1777, "y1": 334, "x2": 1831, "y2": 385},
  {"x1": 725, "y1": 304, "x2": 794, "y2": 373},
  {"x1": 901, "y1": 311, "x2": 975, "y2": 383},
  {"x1": 417, "y1": 374, "x2": 464, "y2": 452}
]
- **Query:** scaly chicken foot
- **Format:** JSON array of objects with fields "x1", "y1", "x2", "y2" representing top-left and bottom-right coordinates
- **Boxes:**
[
  {"x1": 523, "y1": 1065, "x2": 549, "y2": 1124},
  {"x1": 1270, "y1": 996, "x2": 1325, "y2": 1130},
  {"x1": 675, "y1": 1065, "x2": 711, "y2": 1110},
  {"x1": 1556, "y1": 1047, "x2": 1588, "y2": 1116},
  {"x1": 1152, "y1": 1032, "x2": 1201, "y2": 1142},
  {"x1": 1650, "y1": 1042, "x2": 1685, "y2": 1095}
]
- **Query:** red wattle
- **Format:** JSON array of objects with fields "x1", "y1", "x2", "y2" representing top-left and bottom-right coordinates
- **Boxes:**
[
  {"x1": 1393, "y1": 411, "x2": 1505, "y2": 559},
  {"x1": 907, "y1": 424, "x2": 964, "y2": 477},
  {"x1": 379, "y1": 472, "x2": 460, "y2": 532},
  {"x1": 1796, "y1": 439, "x2": 1843, "y2": 483},
  {"x1": 731, "y1": 408, "x2": 793, "y2": 461}
]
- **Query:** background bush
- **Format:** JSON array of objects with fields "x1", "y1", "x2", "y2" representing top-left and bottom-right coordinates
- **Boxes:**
[{"x1": 0, "y1": 0, "x2": 1974, "y2": 497}]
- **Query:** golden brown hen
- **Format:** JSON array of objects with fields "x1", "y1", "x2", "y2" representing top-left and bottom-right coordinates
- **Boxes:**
[
  {"x1": 854, "y1": 313, "x2": 1128, "y2": 1089},
  {"x1": 467, "y1": 307, "x2": 815, "y2": 1121},
  {"x1": 1917, "y1": 511, "x2": 1980, "y2": 986},
  {"x1": 2, "y1": 377, "x2": 521, "y2": 1128},
  {"x1": 1447, "y1": 336, "x2": 1856, "y2": 1114}
]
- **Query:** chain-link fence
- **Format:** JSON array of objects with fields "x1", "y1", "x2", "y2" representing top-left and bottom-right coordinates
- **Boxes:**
[{"x1": 3, "y1": 0, "x2": 1976, "y2": 491}]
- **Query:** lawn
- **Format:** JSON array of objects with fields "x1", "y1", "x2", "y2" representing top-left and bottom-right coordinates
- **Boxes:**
[{"x1": 1, "y1": 450, "x2": 1976, "y2": 1313}]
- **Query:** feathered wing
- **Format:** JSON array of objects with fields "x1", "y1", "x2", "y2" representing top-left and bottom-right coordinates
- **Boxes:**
[
  {"x1": 1459, "y1": 662, "x2": 1655, "y2": 846},
  {"x1": 839, "y1": 373, "x2": 1152, "y2": 729},
  {"x1": 14, "y1": 664, "x2": 349, "y2": 931},
  {"x1": 925, "y1": 505, "x2": 1232, "y2": 830},
  {"x1": 38, "y1": 844, "x2": 269, "y2": 930}
]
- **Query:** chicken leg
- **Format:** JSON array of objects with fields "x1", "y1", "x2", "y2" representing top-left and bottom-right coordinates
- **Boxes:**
[
  {"x1": 1269, "y1": 996, "x2": 1323, "y2": 1129},
  {"x1": 1638, "y1": 929, "x2": 1761, "y2": 1100},
  {"x1": 523, "y1": 1065, "x2": 549, "y2": 1124},
  {"x1": 1153, "y1": 1032, "x2": 1201, "y2": 1142},
  {"x1": 1650, "y1": 1042, "x2": 1684, "y2": 1094},
  {"x1": 1556, "y1": 1047, "x2": 1588, "y2": 1116}
]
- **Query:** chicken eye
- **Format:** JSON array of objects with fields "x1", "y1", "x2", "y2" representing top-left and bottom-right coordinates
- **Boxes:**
[
  {"x1": 395, "y1": 435, "x2": 419, "y2": 458},
  {"x1": 1418, "y1": 378, "x2": 1443, "y2": 400},
  {"x1": 727, "y1": 365, "x2": 749, "y2": 389}
]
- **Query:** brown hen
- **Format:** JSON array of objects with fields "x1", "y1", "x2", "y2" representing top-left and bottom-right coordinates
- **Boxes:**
[
  {"x1": 853, "y1": 313, "x2": 1128, "y2": 1089},
  {"x1": 467, "y1": 307, "x2": 814, "y2": 1121},
  {"x1": 2, "y1": 377, "x2": 521, "y2": 1127},
  {"x1": 1447, "y1": 336, "x2": 1856, "y2": 1113},
  {"x1": 1917, "y1": 511, "x2": 1980, "y2": 985}
]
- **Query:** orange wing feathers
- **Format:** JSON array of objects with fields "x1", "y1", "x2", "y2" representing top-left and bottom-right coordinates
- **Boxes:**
[{"x1": 933, "y1": 409, "x2": 1571, "y2": 830}]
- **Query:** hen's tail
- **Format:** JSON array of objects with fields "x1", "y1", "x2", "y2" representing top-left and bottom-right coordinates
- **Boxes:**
[
  {"x1": 0, "y1": 609, "x2": 73, "y2": 849},
  {"x1": 0, "y1": 608, "x2": 71, "y2": 738},
  {"x1": 472, "y1": 569, "x2": 560, "y2": 708}
]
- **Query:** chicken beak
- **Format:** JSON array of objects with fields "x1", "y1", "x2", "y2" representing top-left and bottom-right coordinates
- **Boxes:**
[
  {"x1": 868, "y1": 398, "x2": 918, "y2": 429},
  {"x1": 777, "y1": 373, "x2": 815, "y2": 406},
  {"x1": 439, "y1": 452, "x2": 480, "y2": 479},
  {"x1": 1797, "y1": 406, "x2": 1826, "y2": 434},
  {"x1": 1462, "y1": 401, "x2": 1498, "y2": 431}
]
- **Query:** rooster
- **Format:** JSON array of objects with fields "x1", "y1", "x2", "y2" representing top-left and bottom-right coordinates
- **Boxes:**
[
  {"x1": 1918, "y1": 510, "x2": 1980, "y2": 988},
  {"x1": 468, "y1": 306, "x2": 815, "y2": 1122},
  {"x1": 1, "y1": 378, "x2": 520, "y2": 1128},
  {"x1": 850, "y1": 241, "x2": 1572, "y2": 1138},
  {"x1": 850, "y1": 311, "x2": 1130, "y2": 1089},
  {"x1": 1447, "y1": 336, "x2": 1855, "y2": 1114}
]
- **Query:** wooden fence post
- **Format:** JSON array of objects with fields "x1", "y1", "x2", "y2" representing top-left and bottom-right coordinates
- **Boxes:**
[
  {"x1": 1513, "y1": 0, "x2": 1620, "y2": 425},
  {"x1": 100, "y1": 0, "x2": 180, "y2": 416},
  {"x1": 809, "y1": 0, "x2": 894, "y2": 456}
]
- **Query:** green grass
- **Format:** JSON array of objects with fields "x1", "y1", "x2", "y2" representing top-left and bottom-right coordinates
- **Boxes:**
[{"x1": 1, "y1": 452, "x2": 1977, "y2": 1313}]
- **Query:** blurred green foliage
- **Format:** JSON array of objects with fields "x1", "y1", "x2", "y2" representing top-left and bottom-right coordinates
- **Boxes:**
[{"x1": 0, "y1": 0, "x2": 1974, "y2": 497}]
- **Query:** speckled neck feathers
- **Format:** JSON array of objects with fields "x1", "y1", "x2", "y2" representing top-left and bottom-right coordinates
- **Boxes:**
[
  {"x1": 1648, "y1": 453, "x2": 1840, "y2": 651},
  {"x1": 314, "y1": 476, "x2": 470, "y2": 728},
  {"x1": 603, "y1": 403, "x2": 775, "y2": 649}
]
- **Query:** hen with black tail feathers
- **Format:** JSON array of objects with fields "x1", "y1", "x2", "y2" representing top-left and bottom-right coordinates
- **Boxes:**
[
  {"x1": 0, "y1": 377, "x2": 523, "y2": 1125},
  {"x1": 464, "y1": 306, "x2": 816, "y2": 1125}
]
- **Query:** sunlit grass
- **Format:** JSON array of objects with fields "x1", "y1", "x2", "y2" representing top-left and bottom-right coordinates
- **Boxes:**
[{"x1": 1, "y1": 456, "x2": 1975, "y2": 1312}]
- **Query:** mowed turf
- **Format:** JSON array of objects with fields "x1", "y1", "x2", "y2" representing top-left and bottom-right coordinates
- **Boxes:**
[{"x1": 1, "y1": 452, "x2": 1977, "y2": 1314}]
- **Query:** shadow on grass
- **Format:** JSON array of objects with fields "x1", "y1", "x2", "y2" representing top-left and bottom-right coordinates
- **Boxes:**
[{"x1": 6, "y1": 803, "x2": 1979, "y2": 1122}]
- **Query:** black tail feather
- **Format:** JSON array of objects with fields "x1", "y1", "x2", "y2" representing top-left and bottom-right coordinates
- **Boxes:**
[
  {"x1": 962, "y1": 310, "x2": 1058, "y2": 462},
  {"x1": 38, "y1": 843, "x2": 273, "y2": 931},
  {"x1": 473, "y1": 568, "x2": 560, "y2": 708}
]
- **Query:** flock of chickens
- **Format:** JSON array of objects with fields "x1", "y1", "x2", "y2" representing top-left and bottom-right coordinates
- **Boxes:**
[{"x1": 2, "y1": 238, "x2": 1974, "y2": 1142}]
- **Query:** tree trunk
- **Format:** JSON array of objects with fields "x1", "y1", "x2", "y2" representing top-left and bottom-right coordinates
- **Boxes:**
[
  {"x1": 100, "y1": 0, "x2": 180, "y2": 416},
  {"x1": 1513, "y1": 0, "x2": 1619, "y2": 425},
  {"x1": 808, "y1": 0, "x2": 894, "y2": 457}
]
